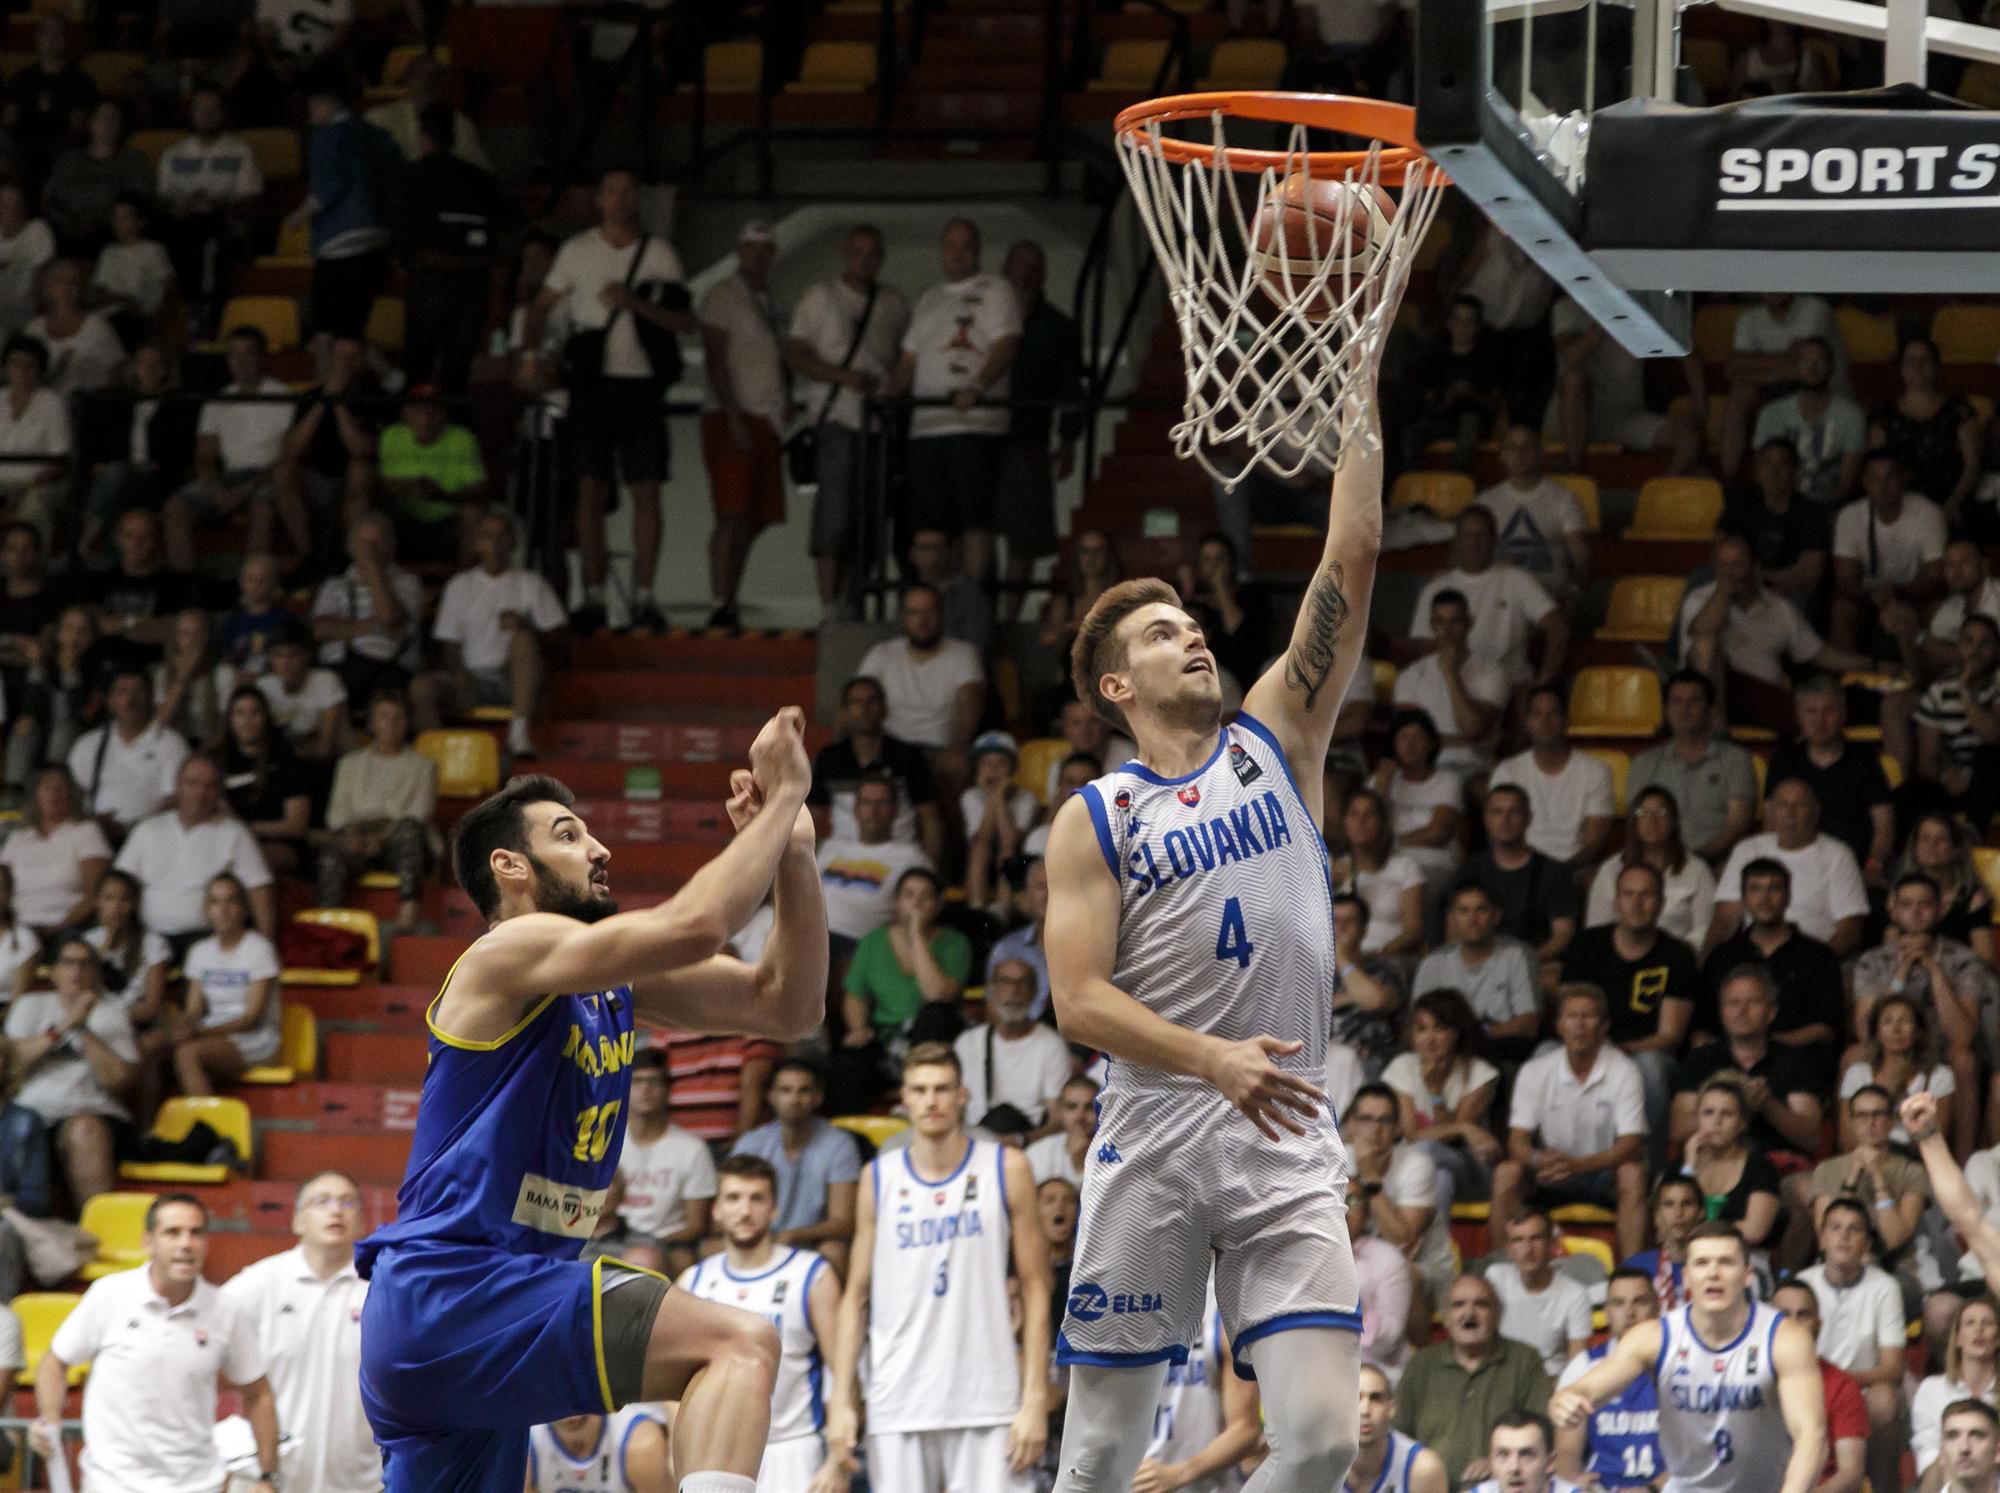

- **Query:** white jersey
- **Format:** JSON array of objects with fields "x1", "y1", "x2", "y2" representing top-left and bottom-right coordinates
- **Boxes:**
[
  {"x1": 866, "y1": 1138, "x2": 1021, "y2": 1434},
  {"x1": 1468, "y1": 1480, "x2": 1584, "y2": 1493},
  {"x1": 1654, "y1": 1302, "x2": 1793, "y2": 1493},
  {"x1": 680, "y1": 1247, "x2": 829, "y2": 1444},
  {"x1": 526, "y1": 1406, "x2": 665, "y2": 1493},
  {"x1": 1348, "y1": 1432, "x2": 1429, "y2": 1493},
  {"x1": 1147, "y1": 1282, "x2": 1235, "y2": 1493}
]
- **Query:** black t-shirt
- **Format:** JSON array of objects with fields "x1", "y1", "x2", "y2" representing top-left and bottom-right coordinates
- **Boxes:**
[
  {"x1": 1560, "y1": 924, "x2": 1701, "y2": 1049},
  {"x1": 1684, "y1": 1148, "x2": 1782, "y2": 1226},
  {"x1": 1720, "y1": 490, "x2": 1830, "y2": 581},
  {"x1": 1419, "y1": 336, "x2": 1504, "y2": 413},
  {"x1": 1673, "y1": 1038, "x2": 1819, "y2": 1156},
  {"x1": 808, "y1": 734, "x2": 940, "y2": 832},
  {"x1": 222, "y1": 744, "x2": 308, "y2": 832},
  {"x1": 405, "y1": 152, "x2": 512, "y2": 263},
  {"x1": 1763, "y1": 741, "x2": 1891, "y2": 865},
  {"x1": 292, "y1": 390, "x2": 385, "y2": 482},
  {"x1": 1697, "y1": 925, "x2": 1844, "y2": 1041},
  {"x1": 1464, "y1": 849, "x2": 1579, "y2": 948},
  {"x1": 6, "y1": 63, "x2": 95, "y2": 148},
  {"x1": 80, "y1": 566, "x2": 214, "y2": 667},
  {"x1": 1, "y1": 580, "x2": 64, "y2": 649},
  {"x1": 1195, "y1": 585, "x2": 1275, "y2": 695}
]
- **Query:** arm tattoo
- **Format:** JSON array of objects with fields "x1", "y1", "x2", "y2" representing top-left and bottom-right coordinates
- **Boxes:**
[{"x1": 1284, "y1": 563, "x2": 1350, "y2": 711}]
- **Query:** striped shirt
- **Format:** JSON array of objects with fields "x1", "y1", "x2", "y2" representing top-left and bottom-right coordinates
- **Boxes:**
[{"x1": 1915, "y1": 672, "x2": 2000, "y2": 767}]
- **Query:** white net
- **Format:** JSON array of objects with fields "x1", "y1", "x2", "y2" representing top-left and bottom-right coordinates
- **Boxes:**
[{"x1": 1117, "y1": 109, "x2": 1448, "y2": 489}]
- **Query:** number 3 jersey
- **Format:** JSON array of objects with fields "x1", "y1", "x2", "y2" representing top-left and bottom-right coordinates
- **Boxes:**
[{"x1": 1654, "y1": 1301, "x2": 1792, "y2": 1493}]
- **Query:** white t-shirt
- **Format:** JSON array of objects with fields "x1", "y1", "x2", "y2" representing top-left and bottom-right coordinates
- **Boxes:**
[
  {"x1": 311, "y1": 561, "x2": 426, "y2": 667},
  {"x1": 85, "y1": 923, "x2": 173, "y2": 1004},
  {"x1": 1584, "y1": 855, "x2": 1718, "y2": 947},
  {"x1": 0, "y1": 218, "x2": 54, "y2": 335},
  {"x1": 614, "y1": 1123, "x2": 718, "y2": 1237},
  {"x1": 1025, "y1": 1133, "x2": 1084, "y2": 1191},
  {"x1": 94, "y1": 239, "x2": 176, "y2": 316},
  {"x1": 1382, "y1": 1050, "x2": 1502, "y2": 1133},
  {"x1": 0, "y1": 921, "x2": 39, "y2": 998},
  {"x1": 700, "y1": 273, "x2": 788, "y2": 425},
  {"x1": 4, "y1": 992, "x2": 138, "y2": 1122},
  {"x1": 433, "y1": 566, "x2": 568, "y2": 672},
  {"x1": 67, "y1": 721, "x2": 189, "y2": 830},
  {"x1": 25, "y1": 311, "x2": 125, "y2": 395},
  {"x1": 1675, "y1": 582, "x2": 1825, "y2": 687},
  {"x1": 198, "y1": 375, "x2": 295, "y2": 472},
  {"x1": 789, "y1": 277, "x2": 911, "y2": 430},
  {"x1": 954, "y1": 1021, "x2": 1074, "y2": 1127},
  {"x1": 182, "y1": 929, "x2": 281, "y2": 1040},
  {"x1": 1478, "y1": 479, "x2": 1588, "y2": 593},
  {"x1": 543, "y1": 229, "x2": 687, "y2": 381},
  {"x1": 51, "y1": 1269, "x2": 266, "y2": 1493},
  {"x1": 1508, "y1": 1043, "x2": 1646, "y2": 1157},
  {"x1": 1381, "y1": 1142, "x2": 1456, "y2": 1290},
  {"x1": 1327, "y1": 1040, "x2": 1365, "y2": 1120},
  {"x1": 1487, "y1": 1260, "x2": 1593, "y2": 1376},
  {"x1": 1798, "y1": 1262, "x2": 1904, "y2": 1374},
  {"x1": 1383, "y1": 766, "x2": 1463, "y2": 873},
  {"x1": 816, "y1": 836, "x2": 934, "y2": 943},
  {"x1": 114, "y1": 810, "x2": 273, "y2": 936},
  {"x1": 0, "y1": 384, "x2": 69, "y2": 490},
  {"x1": 1353, "y1": 853, "x2": 1425, "y2": 954},
  {"x1": 1733, "y1": 293, "x2": 1845, "y2": 383},
  {"x1": 902, "y1": 272, "x2": 1023, "y2": 438},
  {"x1": 1833, "y1": 495, "x2": 1948, "y2": 588},
  {"x1": 257, "y1": 668, "x2": 348, "y2": 746},
  {"x1": 1490, "y1": 749, "x2": 1615, "y2": 863},
  {"x1": 854, "y1": 637, "x2": 985, "y2": 751},
  {"x1": 1715, "y1": 832, "x2": 1869, "y2": 943},
  {"x1": 1927, "y1": 578, "x2": 2000, "y2": 647},
  {"x1": 958, "y1": 784, "x2": 1039, "y2": 841},
  {"x1": 1392, "y1": 651, "x2": 1510, "y2": 756},
  {"x1": 157, "y1": 134, "x2": 264, "y2": 205},
  {"x1": 1411, "y1": 564, "x2": 1556, "y2": 684},
  {"x1": 0, "y1": 1302, "x2": 19, "y2": 1371},
  {"x1": 0, "y1": 816, "x2": 111, "y2": 928}
]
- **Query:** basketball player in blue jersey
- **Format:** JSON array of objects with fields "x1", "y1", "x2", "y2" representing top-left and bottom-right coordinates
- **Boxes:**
[
  {"x1": 1554, "y1": 1270, "x2": 1663, "y2": 1493},
  {"x1": 1549, "y1": 1223, "x2": 1825, "y2": 1493},
  {"x1": 356, "y1": 707, "x2": 829, "y2": 1493},
  {"x1": 1043, "y1": 386, "x2": 1386, "y2": 1493},
  {"x1": 1345, "y1": 1364, "x2": 1447, "y2": 1493}
]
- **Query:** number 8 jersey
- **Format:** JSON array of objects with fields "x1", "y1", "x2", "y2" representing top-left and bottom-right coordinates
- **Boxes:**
[{"x1": 1653, "y1": 1301, "x2": 1792, "y2": 1493}]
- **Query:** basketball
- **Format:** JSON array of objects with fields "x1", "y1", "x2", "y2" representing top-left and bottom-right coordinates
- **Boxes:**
[{"x1": 1248, "y1": 174, "x2": 1397, "y2": 321}]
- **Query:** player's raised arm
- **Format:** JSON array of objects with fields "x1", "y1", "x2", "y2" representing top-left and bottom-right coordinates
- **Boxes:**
[
  {"x1": 1044, "y1": 794, "x2": 1324, "y2": 1140},
  {"x1": 1772, "y1": 1314, "x2": 1830, "y2": 1493},
  {"x1": 1549, "y1": 1318, "x2": 1663, "y2": 1432},
  {"x1": 1905, "y1": 1091, "x2": 2000, "y2": 1280},
  {"x1": 1240, "y1": 395, "x2": 1383, "y2": 804}
]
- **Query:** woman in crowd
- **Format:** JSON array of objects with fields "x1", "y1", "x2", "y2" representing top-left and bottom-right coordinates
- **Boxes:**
[
  {"x1": 82, "y1": 868, "x2": 169, "y2": 1024},
  {"x1": 0, "y1": 765, "x2": 107, "y2": 935},
  {"x1": 168, "y1": 872, "x2": 281, "y2": 1097},
  {"x1": 1898, "y1": 811, "x2": 1996, "y2": 964},
  {"x1": 23, "y1": 257, "x2": 127, "y2": 396},
  {"x1": 20, "y1": 603, "x2": 103, "y2": 778},
  {"x1": 833, "y1": 866, "x2": 970, "y2": 1112},
  {"x1": 1371, "y1": 707, "x2": 1462, "y2": 903},
  {"x1": 216, "y1": 684, "x2": 311, "y2": 875},
  {"x1": 1382, "y1": 987, "x2": 1501, "y2": 1207},
  {"x1": 1332, "y1": 893, "x2": 1406, "y2": 1079},
  {"x1": 1332, "y1": 788, "x2": 1425, "y2": 960},
  {"x1": 1841, "y1": 993, "x2": 1957, "y2": 1149},
  {"x1": 1912, "y1": 1295, "x2": 2000, "y2": 1485},
  {"x1": 153, "y1": 607, "x2": 229, "y2": 745},
  {"x1": 1870, "y1": 336, "x2": 1981, "y2": 515},
  {"x1": 1679, "y1": 1074, "x2": 1782, "y2": 1254},
  {"x1": 1584, "y1": 786, "x2": 1716, "y2": 945},
  {"x1": 2, "y1": 933, "x2": 135, "y2": 1207}
]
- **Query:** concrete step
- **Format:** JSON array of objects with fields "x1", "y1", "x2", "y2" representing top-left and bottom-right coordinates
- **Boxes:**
[
  {"x1": 549, "y1": 671, "x2": 815, "y2": 716},
  {"x1": 323, "y1": 1030, "x2": 430, "y2": 1085}
]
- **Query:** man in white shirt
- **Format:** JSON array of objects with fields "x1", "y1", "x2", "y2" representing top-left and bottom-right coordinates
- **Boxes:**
[
  {"x1": 166, "y1": 324, "x2": 304, "y2": 564},
  {"x1": 1344, "y1": 1083, "x2": 1457, "y2": 1309},
  {"x1": 1477, "y1": 426, "x2": 1591, "y2": 601},
  {"x1": 114, "y1": 752, "x2": 275, "y2": 943},
  {"x1": 1832, "y1": 449, "x2": 1948, "y2": 654},
  {"x1": 786, "y1": 223, "x2": 910, "y2": 615},
  {"x1": 952, "y1": 959, "x2": 1073, "y2": 1141},
  {"x1": 1490, "y1": 686, "x2": 1614, "y2": 868},
  {"x1": 519, "y1": 168, "x2": 692, "y2": 635},
  {"x1": 1724, "y1": 291, "x2": 1845, "y2": 478},
  {"x1": 33, "y1": 1193, "x2": 283, "y2": 1493},
  {"x1": 819, "y1": 775, "x2": 934, "y2": 950},
  {"x1": 701, "y1": 219, "x2": 789, "y2": 631},
  {"x1": 1800, "y1": 1197, "x2": 1907, "y2": 1493},
  {"x1": 414, "y1": 509, "x2": 566, "y2": 756},
  {"x1": 1491, "y1": 984, "x2": 1649, "y2": 1259},
  {"x1": 67, "y1": 664, "x2": 188, "y2": 834},
  {"x1": 1411, "y1": 506, "x2": 1569, "y2": 687},
  {"x1": 592, "y1": 1048, "x2": 718, "y2": 1277},
  {"x1": 1908, "y1": 537, "x2": 2000, "y2": 676},
  {"x1": 224, "y1": 1170, "x2": 382, "y2": 1493},
  {"x1": 0, "y1": 335, "x2": 70, "y2": 529},
  {"x1": 1707, "y1": 776, "x2": 1868, "y2": 957},
  {"x1": 1395, "y1": 588, "x2": 1510, "y2": 777},
  {"x1": 855, "y1": 584, "x2": 985, "y2": 778},
  {"x1": 1487, "y1": 1209, "x2": 1592, "y2": 1378},
  {"x1": 156, "y1": 84, "x2": 263, "y2": 322},
  {"x1": 311, "y1": 510, "x2": 426, "y2": 711},
  {"x1": 891, "y1": 217, "x2": 1022, "y2": 583},
  {"x1": 1751, "y1": 338, "x2": 1867, "y2": 507}
]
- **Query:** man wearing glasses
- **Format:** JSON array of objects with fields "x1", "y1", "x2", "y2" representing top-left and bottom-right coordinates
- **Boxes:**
[
  {"x1": 1787, "y1": 1086, "x2": 1933, "y2": 1316},
  {"x1": 223, "y1": 1171, "x2": 381, "y2": 1492}
]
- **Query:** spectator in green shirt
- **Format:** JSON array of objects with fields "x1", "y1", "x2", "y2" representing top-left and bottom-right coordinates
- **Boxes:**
[
  {"x1": 1394, "y1": 1272, "x2": 1553, "y2": 1488},
  {"x1": 832, "y1": 866, "x2": 970, "y2": 1112},
  {"x1": 376, "y1": 385, "x2": 488, "y2": 565}
]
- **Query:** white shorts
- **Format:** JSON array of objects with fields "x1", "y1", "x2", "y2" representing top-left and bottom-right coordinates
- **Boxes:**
[
  {"x1": 866, "y1": 1427, "x2": 1036, "y2": 1493},
  {"x1": 758, "y1": 1434, "x2": 825, "y2": 1493},
  {"x1": 1058, "y1": 1090, "x2": 1359, "y2": 1371}
]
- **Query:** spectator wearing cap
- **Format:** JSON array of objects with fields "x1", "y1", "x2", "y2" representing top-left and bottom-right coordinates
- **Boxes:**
[
  {"x1": 809, "y1": 673, "x2": 944, "y2": 860},
  {"x1": 377, "y1": 385, "x2": 489, "y2": 566},
  {"x1": 986, "y1": 857, "x2": 1051, "y2": 1018},
  {"x1": 400, "y1": 101, "x2": 508, "y2": 394},
  {"x1": 310, "y1": 510, "x2": 425, "y2": 714},
  {"x1": 318, "y1": 689, "x2": 437, "y2": 934},
  {"x1": 909, "y1": 524, "x2": 994, "y2": 652},
  {"x1": 730, "y1": 1059, "x2": 862, "y2": 1276},
  {"x1": 701, "y1": 220, "x2": 789, "y2": 631},
  {"x1": 855, "y1": 585, "x2": 985, "y2": 784},
  {"x1": 962, "y1": 730, "x2": 1037, "y2": 911},
  {"x1": 0, "y1": 332, "x2": 69, "y2": 542},
  {"x1": 115, "y1": 753, "x2": 276, "y2": 946},
  {"x1": 996, "y1": 238, "x2": 1084, "y2": 620},
  {"x1": 258, "y1": 620, "x2": 348, "y2": 768},
  {"x1": 169, "y1": 325, "x2": 307, "y2": 569}
]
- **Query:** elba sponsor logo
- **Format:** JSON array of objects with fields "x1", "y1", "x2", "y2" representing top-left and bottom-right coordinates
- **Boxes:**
[{"x1": 1717, "y1": 143, "x2": 2000, "y2": 209}]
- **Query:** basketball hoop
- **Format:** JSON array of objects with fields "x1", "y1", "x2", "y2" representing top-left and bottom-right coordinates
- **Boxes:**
[{"x1": 1116, "y1": 92, "x2": 1450, "y2": 488}]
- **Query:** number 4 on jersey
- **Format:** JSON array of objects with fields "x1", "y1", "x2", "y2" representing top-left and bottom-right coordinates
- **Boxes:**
[{"x1": 1215, "y1": 897, "x2": 1255, "y2": 969}]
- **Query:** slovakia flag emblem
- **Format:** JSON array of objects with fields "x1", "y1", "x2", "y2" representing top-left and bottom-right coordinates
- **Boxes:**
[{"x1": 1177, "y1": 785, "x2": 1201, "y2": 807}]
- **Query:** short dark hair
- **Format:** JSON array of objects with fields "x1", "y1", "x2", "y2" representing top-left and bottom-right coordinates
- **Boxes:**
[
  {"x1": 1850, "y1": 1083, "x2": 1894, "y2": 1112},
  {"x1": 1070, "y1": 577, "x2": 1185, "y2": 730},
  {"x1": 1664, "y1": 668, "x2": 1715, "y2": 706},
  {"x1": 1447, "y1": 876, "x2": 1495, "y2": 908},
  {"x1": 453, "y1": 774, "x2": 577, "y2": 921},
  {"x1": 226, "y1": 324, "x2": 268, "y2": 353},
  {"x1": 366, "y1": 688, "x2": 409, "y2": 716},
  {"x1": 1607, "y1": 1266, "x2": 1657, "y2": 1293},
  {"x1": 1654, "y1": 1174, "x2": 1703, "y2": 1207},
  {"x1": 842, "y1": 674, "x2": 885, "y2": 705},
  {"x1": 1196, "y1": 530, "x2": 1238, "y2": 566},
  {"x1": 1508, "y1": 1206, "x2": 1554, "y2": 1237},
  {"x1": 895, "y1": 865, "x2": 943, "y2": 899},
  {"x1": 1944, "y1": 1398, "x2": 2000, "y2": 1431},
  {"x1": 1059, "y1": 751, "x2": 1103, "y2": 779},
  {"x1": 1430, "y1": 587, "x2": 1470, "y2": 615},
  {"x1": 145, "y1": 1192, "x2": 209, "y2": 1231},
  {"x1": 1490, "y1": 1410, "x2": 1553, "y2": 1453},
  {"x1": 769, "y1": 1057, "x2": 824, "y2": 1089},
  {"x1": 1388, "y1": 707, "x2": 1441, "y2": 765},
  {"x1": 1332, "y1": 891, "x2": 1370, "y2": 926},
  {"x1": 1820, "y1": 1196, "x2": 1872, "y2": 1232},
  {"x1": 1740, "y1": 857, "x2": 1791, "y2": 889},
  {"x1": 1525, "y1": 682, "x2": 1566, "y2": 715},
  {"x1": 631, "y1": 1047, "x2": 668, "y2": 1078},
  {"x1": 1754, "y1": 435, "x2": 1799, "y2": 462},
  {"x1": 717, "y1": 1153, "x2": 779, "y2": 1194},
  {"x1": 1894, "y1": 871, "x2": 1942, "y2": 900},
  {"x1": 1484, "y1": 782, "x2": 1529, "y2": 812},
  {"x1": 1348, "y1": 1082, "x2": 1398, "y2": 1118},
  {"x1": 1862, "y1": 447, "x2": 1901, "y2": 472},
  {"x1": 2, "y1": 333, "x2": 47, "y2": 372}
]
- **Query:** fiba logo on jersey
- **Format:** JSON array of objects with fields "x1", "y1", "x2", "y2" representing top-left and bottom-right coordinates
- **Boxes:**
[
  {"x1": 1177, "y1": 785, "x2": 1202, "y2": 807},
  {"x1": 1226, "y1": 743, "x2": 1263, "y2": 786}
]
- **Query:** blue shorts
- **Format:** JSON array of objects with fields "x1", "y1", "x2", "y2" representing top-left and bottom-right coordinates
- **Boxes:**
[{"x1": 360, "y1": 1242, "x2": 655, "y2": 1493}]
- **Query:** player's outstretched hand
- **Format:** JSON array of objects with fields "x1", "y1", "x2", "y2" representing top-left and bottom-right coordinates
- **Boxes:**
[
  {"x1": 1548, "y1": 1389, "x2": 1592, "y2": 1431},
  {"x1": 1902, "y1": 1090, "x2": 1941, "y2": 1142},
  {"x1": 749, "y1": 706, "x2": 812, "y2": 801},
  {"x1": 725, "y1": 769, "x2": 764, "y2": 832},
  {"x1": 1006, "y1": 1402, "x2": 1047, "y2": 1473},
  {"x1": 1204, "y1": 1035, "x2": 1324, "y2": 1141}
]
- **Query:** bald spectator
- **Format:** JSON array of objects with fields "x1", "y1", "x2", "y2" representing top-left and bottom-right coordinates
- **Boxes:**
[
  {"x1": 952, "y1": 959, "x2": 1073, "y2": 1142},
  {"x1": 855, "y1": 584, "x2": 984, "y2": 780},
  {"x1": 114, "y1": 753, "x2": 276, "y2": 946},
  {"x1": 1625, "y1": 671, "x2": 1758, "y2": 863},
  {"x1": 1394, "y1": 589, "x2": 1509, "y2": 778},
  {"x1": 1708, "y1": 776, "x2": 1868, "y2": 957},
  {"x1": 809, "y1": 674, "x2": 945, "y2": 861},
  {"x1": 1411, "y1": 506, "x2": 1568, "y2": 688},
  {"x1": 1478, "y1": 425, "x2": 1592, "y2": 600},
  {"x1": 1393, "y1": 1273, "x2": 1552, "y2": 1487},
  {"x1": 1490, "y1": 686, "x2": 1614, "y2": 869},
  {"x1": 1764, "y1": 677, "x2": 1896, "y2": 871}
]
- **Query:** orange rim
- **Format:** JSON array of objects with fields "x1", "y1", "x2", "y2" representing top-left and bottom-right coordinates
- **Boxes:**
[{"x1": 1115, "y1": 91, "x2": 1445, "y2": 185}]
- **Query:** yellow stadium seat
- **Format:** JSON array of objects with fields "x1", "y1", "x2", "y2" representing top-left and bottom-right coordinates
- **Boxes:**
[
  {"x1": 284, "y1": 907, "x2": 382, "y2": 987},
  {"x1": 380, "y1": 43, "x2": 449, "y2": 87},
  {"x1": 241, "y1": 127, "x2": 302, "y2": 182},
  {"x1": 1973, "y1": 846, "x2": 2000, "y2": 910},
  {"x1": 365, "y1": 297, "x2": 406, "y2": 351},
  {"x1": 788, "y1": 41, "x2": 876, "y2": 92},
  {"x1": 1553, "y1": 472, "x2": 1600, "y2": 531},
  {"x1": 1692, "y1": 302, "x2": 1741, "y2": 363},
  {"x1": 417, "y1": 728, "x2": 501, "y2": 798},
  {"x1": 78, "y1": 1192, "x2": 154, "y2": 1281},
  {"x1": 1559, "y1": 1232, "x2": 1616, "y2": 1275},
  {"x1": 255, "y1": 215, "x2": 312, "y2": 268},
  {"x1": 1090, "y1": 38, "x2": 1167, "y2": 92},
  {"x1": 1551, "y1": 1203, "x2": 1617, "y2": 1227},
  {"x1": 120, "y1": 1096, "x2": 251, "y2": 1184},
  {"x1": 1372, "y1": 659, "x2": 1398, "y2": 699},
  {"x1": 359, "y1": 870, "x2": 400, "y2": 890},
  {"x1": 1582, "y1": 747, "x2": 1631, "y2": 814},
  {"x1": 467, "y1": 705, "x2": 514, "y2": 722},
  {"x1": 1198, "y1": 38, "x2": 1285, "y2": 89},
  {"x1": 1878, "y1": 752, "x2": 1903, "y2": 790},
  {"x1": 1570, "y1": 666, "x2": 1663, "y2": 738},
  {"x1": 1389, "y1": 470, "x2": 1476, "y2": 520},
  {"x1": 217, "y1": 294, "x2": 301, "y2": 351},
  {"x1": 81, "y1": 50, "x2": 146, "y2": 95},
  {"x1": 1836, "y1": 306, "x2": 1899, "y2": 365},
  {"x1": 1934, "y1": 304, "x2": 2000, "y2": 364},
  {"x1": 705, "y1": 40, "x2": 763, "y2": 93},
  {"x1": 128, "y1": 128, "x2": 186, "y2": 170},
  {"x1": 832, "y1": 1114, "x2": 911, "y2": 1149},
  {"x1": 1014, "y1": 738, "x2": 1069, "y2": 806},
  {"x1": 14, "y1": 1294, "x2": 85, "y2": 1387},
  {"x1": 1962, "y1": 61, "x2": 2000, "y2": 108},
  {"x1": 1598, "y1": 575, "x2": 1687, "y2": 643},
  {"x1": 1627, "y1": 476, "x2": 1724, "y2": 541},
  {"x1": 1450, "y1": 1201, "x2": 1491, "y2": 1221},
  {"x1": 241, "y1": 1005, "x2": 318, "y2": 1085},
  {"x1": 1682, "y1": 36, "x2": 1731, "y2": 96}
]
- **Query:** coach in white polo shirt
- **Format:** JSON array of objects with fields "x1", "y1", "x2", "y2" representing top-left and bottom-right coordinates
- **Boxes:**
[
  {"x1": 225, "y1": 1170, "x2": 381, "y2": 1493},
  {"x1": 115, "y1": 753, "x2": 275, "y2": 944},
  {"x1": 67, "y1": 665, "x2": 189, "y2": 834},
  {"x1": 34, "y1": 1192, "x2": 282, "y2": 1493}
]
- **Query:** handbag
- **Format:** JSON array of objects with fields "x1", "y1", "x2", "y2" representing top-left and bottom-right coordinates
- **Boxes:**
[
  {"x1": 3, "y1": 1205, "x2": 95, "y2": 1287},
  {"x1": 559, "y1": 232, "x2": 660, "y2": 392},
  {"x1": 786, "y1": 282, "x2": 878, "y2": 486}
]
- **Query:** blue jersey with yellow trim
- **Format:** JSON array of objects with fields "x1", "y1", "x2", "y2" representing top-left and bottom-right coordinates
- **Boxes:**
[{"x1": 357, "y1": 945, "x2": 639, "y2": 1270}]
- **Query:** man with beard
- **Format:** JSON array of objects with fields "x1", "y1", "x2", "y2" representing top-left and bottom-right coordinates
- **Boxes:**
[
  {"x1": 1751, "y1": 337, "x2": 1866, "y2": 508},
  {"x1": 353, "y1": 718, "x2": 830, "y2": 1493}
]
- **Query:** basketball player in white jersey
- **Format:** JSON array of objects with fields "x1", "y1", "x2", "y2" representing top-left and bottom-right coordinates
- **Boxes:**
[
  {"x1": 1549, "y1": 1223, "x2": 1825, "y2": 1493},
  {"x1": 1346, "y1": 1364, "x2": 1447, "y2": 1493},
  {"x1": 825, "y1": 1044, "x2": 1051, "y2": 1493},
  {"x1": 1044, "y1": 351, "x2": 1387, "y2": 1493},
  {"x1": 1132, "y1": 1277, "x2": 1263, "y2": 1493},
  {"x1": 679, "y1": 1155, "x2": 844, "y2": 1493},
  {"x1": 527, "y1": 1406, "x2": 671, "y2": 1493}
]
